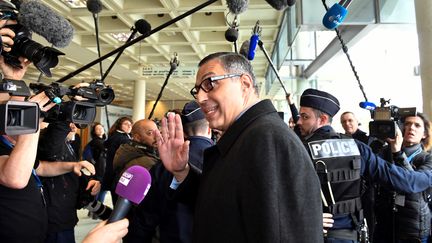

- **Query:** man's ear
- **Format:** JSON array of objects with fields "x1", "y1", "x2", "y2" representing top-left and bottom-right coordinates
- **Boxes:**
[
  {"x1": 240, "y1": 74, "x2": 254, "y2": 90},
  {"x1": 319, "y1": 114, "x2": 330, "y2": 125}
]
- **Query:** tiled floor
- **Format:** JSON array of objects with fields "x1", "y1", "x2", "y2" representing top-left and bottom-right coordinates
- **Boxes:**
[{"x1": 75, "y1": 192, "x2": 114, "y2": 242}]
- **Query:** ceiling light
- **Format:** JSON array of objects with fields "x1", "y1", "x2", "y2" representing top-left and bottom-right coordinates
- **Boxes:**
[
  {"x1": 111, "y1": 33, "x2": 131, "y2": 42},
  {"x1": 205, "y1": 12, "x2": 212, "y2": 16}
]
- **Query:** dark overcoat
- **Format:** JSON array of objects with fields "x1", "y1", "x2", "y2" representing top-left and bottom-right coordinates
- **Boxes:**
[{"x1": 182, "y1": 99, "x2": 323, "y2": 243}]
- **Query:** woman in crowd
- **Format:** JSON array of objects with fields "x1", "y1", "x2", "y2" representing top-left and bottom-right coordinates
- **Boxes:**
[{"x1": 102, "y1": 117, "x2": 133, "y2": 204}]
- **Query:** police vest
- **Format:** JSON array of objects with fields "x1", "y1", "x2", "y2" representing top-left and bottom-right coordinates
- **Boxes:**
[{"x1": 307, "y1": 135, "x2": 362, "y2": 217}]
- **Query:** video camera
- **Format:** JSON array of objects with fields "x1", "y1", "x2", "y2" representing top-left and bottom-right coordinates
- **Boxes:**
[
  {"x1": 369, "y1": 98, "x2": 416, "y2": 140},
  {"x1": 0, "y1": 77, "x2": 39, "y2": 135},
  {"x1": 29, "y1": 80, "x2": 115, "y2": 128}
]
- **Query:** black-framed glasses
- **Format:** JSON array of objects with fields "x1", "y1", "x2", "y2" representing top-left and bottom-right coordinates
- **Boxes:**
[{"x1": 190, "y1": 73, "x2": 242, "y2": 99}]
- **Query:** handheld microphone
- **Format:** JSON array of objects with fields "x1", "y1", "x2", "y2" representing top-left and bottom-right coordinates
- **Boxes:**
[
  {"x1": 359, "y1": 101, "x2": 376, "y2": 111},
  {"x1": 107, "y1": 165, "x2": 152, "y2": 223},
  {"x1": 226, "y1": 0, "x2": 249, "y2": 15},
  {"x1": 18, "y1": 0, "x2": 74, "y2": 48},
  {"x1": 247, "y1": 20, "x2": 261, "y2": 61},
  {"x1": 322, "y1": 0, "x2": 353, "y2": 29}
]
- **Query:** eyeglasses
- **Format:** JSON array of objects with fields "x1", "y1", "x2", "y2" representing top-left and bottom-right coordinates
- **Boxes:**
[{"x1": 190, "y1": 73, "x2": 242, "y2": 99}]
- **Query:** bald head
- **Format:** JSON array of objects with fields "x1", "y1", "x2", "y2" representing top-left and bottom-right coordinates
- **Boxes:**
[{"x1": 131, "y1": 119, "x2": 158, "y2": 147}]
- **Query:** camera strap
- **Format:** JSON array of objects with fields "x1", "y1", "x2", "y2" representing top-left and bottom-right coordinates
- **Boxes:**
[{"x1": 407, "y1": 147, "x2": 422, "y2": 163}]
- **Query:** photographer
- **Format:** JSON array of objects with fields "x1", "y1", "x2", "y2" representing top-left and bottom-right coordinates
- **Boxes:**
[
  {"x1": 37, "y1": 117, "x2": 101, "y2": 243},
  {"x1": 373, "y1": 113, "x2": 432, "y2": 243},
  {"x1": 0, "y1": 8, "x2": 57, "y2": 240}
]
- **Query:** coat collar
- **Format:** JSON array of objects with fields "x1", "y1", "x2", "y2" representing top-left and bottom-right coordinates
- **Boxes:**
[{"x1": 216, "y1": 99, "x2": 276, "y2": 156}]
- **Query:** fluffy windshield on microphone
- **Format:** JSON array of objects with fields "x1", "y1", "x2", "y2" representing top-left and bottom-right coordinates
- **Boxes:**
[
  {"x1": 135, "y1": 19, "x2": 151, "y2": 36},
  {"x1": 115, "y1": 165, "x2": 152, "y2": 205},
  {"x1": 86, "y1": 0, "x2": 102, "y2": 14},
  {"x1": 18, "y1": 0, "x2": 74, "y2": 48},
  {"x1": 226, "y1": 0, "x2": 248, "y2": 15},
  {"x1": 287, "y1": 0, "x2": 296, "y2": 7},
  {"x1": 264, "y1": 0, "x2": 293, "y2": 10},
  {"x1": 239, "y1": 40, "x2": 250, "y2": 58}
]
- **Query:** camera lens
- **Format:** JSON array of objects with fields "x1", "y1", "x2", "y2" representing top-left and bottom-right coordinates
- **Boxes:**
[
  {"x1": 73, "y1": 107, "x2": 87, "y2": 120},
  {"x1": 7, "y1": 109, "x2": 21, "y2": 126},
  {"x1": 97, "y1": 88, "x2": 115, "y2": 105}
]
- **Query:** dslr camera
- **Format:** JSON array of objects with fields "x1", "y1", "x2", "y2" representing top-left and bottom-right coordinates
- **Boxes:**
[{"x1": 369, "y1": 98, "x2": 416, "y2": 140}]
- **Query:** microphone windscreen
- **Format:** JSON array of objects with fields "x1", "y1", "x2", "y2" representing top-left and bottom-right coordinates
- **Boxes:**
[
  {"x1": 226, "y1": 0, "x2": 249, "y2": 15},
  {"x1": 239, "y1": 40, "x2": 250, "y2": 58},
  {"x1": 359, "y1": 101, "x2": 376, "y2": 111},
  {"x1": 225, "y1": 27, "x2": 238, "y2": 42},
  {"x1": 264, "y1": 0, "x2": 288, "y2": 10},
  {"x1": 86, "y1": 0, "x2": 102, "y2": 14},
  {"x1": 248, "y1": 34, "x2": 259, "y2": 60},
  {"x1": 322, "y1": 3, "x2": 348, "y2": 29},
  {"x1": 287, "y1": 0, "x2": 296, "y2": 7},
  {"x1": 18, "y1": 0, "x2": 74, "y2": 48},
  {"x1": 135, "y1": 19, "x2": 151, "y2": 36},
  {"x1": 115, "y1": 165, "x2": 151, "y2": 204}
]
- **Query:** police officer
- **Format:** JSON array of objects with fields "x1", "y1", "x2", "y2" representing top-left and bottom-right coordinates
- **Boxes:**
[{"x1": 296, "y1": 88, "x2": 432, "y2": 243}]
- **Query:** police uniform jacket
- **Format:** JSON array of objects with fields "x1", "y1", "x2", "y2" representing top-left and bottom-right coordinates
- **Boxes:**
[
  {"x1": 178, "y1": 99, "x2": 323, "y2": 243},
  {"x1": 304, "y1": 125, "x2": 432, "y2": 230}
]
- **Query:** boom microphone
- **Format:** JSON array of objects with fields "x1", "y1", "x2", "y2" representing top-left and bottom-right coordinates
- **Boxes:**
[
  {"x1": 264, "y1": 0, "x2": 295, "y2": 10},
  {"x1": 86, "y1": 0, "x2": 102, "y2": 14},
  {"x1": 107, "y1": 165, "x2": 152, "y2": 223},
  {"x1": 359, "y1": 101, "x2": 376, "y2": 111},
  {"x1": 226, "y1": 0, "x2": 249, "y2": 15},
  {"x1": 247, "y1": 21, "x2": 261, "y2": 61},
  {"x1": 135, "y1": 19, "x2": 152, "y2": 36},
  {"x1": 322, "y1": 0, "x2": 353, "y2": 29},
  {"x1": 18, "y1": 0, "x2": 74, "y2": 48},
  {"x1": 239, "y1": 40, "x2": 250, "y2": 58}
]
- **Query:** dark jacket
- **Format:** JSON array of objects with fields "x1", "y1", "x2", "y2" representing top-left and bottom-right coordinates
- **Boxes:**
[
  {"x1": 351, "y1": 128, "x2": 370, "y2": 145},
  {"x1": 103, "y1": 131, "x2": 130, "y2": 190},
  {"x1": 374, "y1": 144, "x2": 432, "y2": 242},
  {"x1": 180, "y1": 100, "x2": 323, "y2": 243},
  {"x1": 84, "y1": 136, "x2": 106, "y2": 181},
  {"x1": 126, "y1": 136, "x2": 213, "y2": 243},
  {"x1": 37, "y1": 121, "x2": 80, "y2": 233},
  {"x1": 302, "y1": 126, "x2": 432, "y2": 233}
]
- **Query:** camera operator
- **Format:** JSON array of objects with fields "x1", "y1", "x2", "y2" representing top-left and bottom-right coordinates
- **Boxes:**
[
  {"x1": 373, "y1": 113, "x2": 432, "y2": 243},
  {"x1": 296, "y1": 88, "x2": 432, "y2": 243},
  {"x1": 0, "y1": 9, "x2": 57, "y2": 240},
  {"x1": 37, "y1": 114, "x2": 101, "y2": 243}
]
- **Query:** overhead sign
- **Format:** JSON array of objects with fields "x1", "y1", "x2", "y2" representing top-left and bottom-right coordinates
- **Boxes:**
[{"x1": 141, "y1": 66, "x2": 198, "y2": 78}]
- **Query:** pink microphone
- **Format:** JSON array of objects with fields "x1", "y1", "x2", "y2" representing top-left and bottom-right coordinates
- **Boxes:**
[{"x1": 107, "y1": 165, "x2": 152, "y2": 223}]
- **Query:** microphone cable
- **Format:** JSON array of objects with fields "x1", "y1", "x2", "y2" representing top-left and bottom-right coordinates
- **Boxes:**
[{"x1": 321, "y1": 0, "x2": 368, "y2": 102}]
